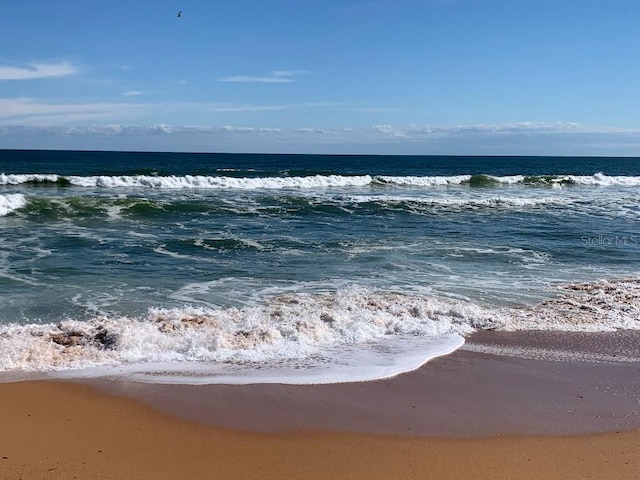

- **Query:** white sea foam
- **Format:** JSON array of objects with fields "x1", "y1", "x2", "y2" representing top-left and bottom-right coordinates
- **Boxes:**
[
  {"x1": 0, "y1": 287, "x2": 492, "y2": 376},
  {"x1": 57, "y1": 334, "x2": 464, "y2": 385},
  {"x1": 0, "y1": 173, "x2": 59, "y2": 185},
  {"x1": 351, "y1": 194, "x2": 566, "y2": 208},
  {"x1": 1, "y1": 172, "x2": 374, "y2": 189},
  {"x1": 492, "y1": 175, "x2": 526, "y2": 184},
  {"x1": 4, "y1": 172, "x2": 640, "y2": 190},
  {"x1": 568, "y1": 172, "x2": 640, "y2": 186},
  {"x1": 0, "y1": 193, "x2": 27, "y2": 216},
  {"x1": 66, "y1": 174, "x2": 373, "y2": 189},
  {"x1": 376, "y1": 173, "x2": 640, "y2": 187},
  {"x1": 376, "y1": 174, "x2": 530, "y2": 186},
  {"x1": 376, "y1": 175, "x2": 472, "y2": 186},
  {"x1": 153, "y1": 245, "x2": 221, "y2": 263},
  {"x1": 1, "y1": 279, "x2": 639, "y2": 383},
  {"x1": 503, "y1": 279, "x2": 640, "y2": 332}
]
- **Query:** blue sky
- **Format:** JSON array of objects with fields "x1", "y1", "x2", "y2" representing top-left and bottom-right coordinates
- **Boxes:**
[{"x1": 1, "y1": 0, "x2": 639, "y2": 155}]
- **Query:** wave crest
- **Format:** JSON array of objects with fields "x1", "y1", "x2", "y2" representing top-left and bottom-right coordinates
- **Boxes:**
[
  {"x1": 4, "y1": 172, "x2": 640, "y2": 190},
  {"x1": 0, "y1": 287, "x2": 491, "y2": 372},
  {"x1": 0, "y1": 193, "x2": 27, "y2": 216},
  {"x1": 2, "y1": 279, "x2": 639, "y2": 376}
]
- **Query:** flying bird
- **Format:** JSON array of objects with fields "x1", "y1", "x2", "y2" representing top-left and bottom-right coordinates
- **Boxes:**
[{"x1": 177, "y1": 10, "x2": 183, "y2": 17}]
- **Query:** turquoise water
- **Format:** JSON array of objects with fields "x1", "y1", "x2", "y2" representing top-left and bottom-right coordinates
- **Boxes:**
[{"x1": 1, "y1": 150, "x2": 639, "y2": 381}]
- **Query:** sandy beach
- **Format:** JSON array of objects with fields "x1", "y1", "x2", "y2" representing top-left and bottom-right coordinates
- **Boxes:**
[{"x1": 1, "y1": 331, "x2": 639, "y2": 480}]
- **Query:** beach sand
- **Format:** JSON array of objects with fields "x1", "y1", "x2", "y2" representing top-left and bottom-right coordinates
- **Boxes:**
[{"x1": 1, "y1": 331, "x2": 639, "y2": 480}]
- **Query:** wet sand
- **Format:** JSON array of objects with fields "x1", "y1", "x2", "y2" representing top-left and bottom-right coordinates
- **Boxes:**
[
  {"x1": 92, "y1": 330, "x2": 640, "y2": 437},
  {"x1": 1, "y1": 331, "x2": 639, "y2": 479}
]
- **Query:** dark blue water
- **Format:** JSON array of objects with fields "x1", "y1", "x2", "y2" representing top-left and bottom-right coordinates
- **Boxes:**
[{"x1": 2, "y1": 149, "x2": 640, "y2": 176}]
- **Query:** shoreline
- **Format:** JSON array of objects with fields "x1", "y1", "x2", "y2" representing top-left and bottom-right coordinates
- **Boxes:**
[
  {"x1": 84, "y1": 330, "x2": 640, "y2": 437},
  {"x1": 1, "y1": 331, "x2": 639, "y2": 479}
]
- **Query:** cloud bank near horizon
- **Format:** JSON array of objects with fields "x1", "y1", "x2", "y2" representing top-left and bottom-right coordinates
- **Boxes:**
[{"x1": 1, "y1": 122, "x2": 639, "y2": 156}]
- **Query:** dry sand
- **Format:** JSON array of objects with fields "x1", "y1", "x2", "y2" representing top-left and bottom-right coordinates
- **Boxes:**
[{"x1": 1, "y1": 331, "x2": 639, "y2": 480}]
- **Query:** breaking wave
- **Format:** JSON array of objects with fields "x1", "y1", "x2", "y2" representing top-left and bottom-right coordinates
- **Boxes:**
[
  {"x1": 376, "y1": 173, "x2": 640, "y2": 187},
  {"x1": 0, "y1": 193, "x2": 27, "y2": 216},
  {"x1": 1, "y1": 279, "x2": 639, "y2": 378},
  {"x1": 3, "y1": 172, "x2": 640, "y2": 190}
]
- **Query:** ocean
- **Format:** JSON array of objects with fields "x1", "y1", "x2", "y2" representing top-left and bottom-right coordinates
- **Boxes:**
[{"x1": 1, "y1": 149, "x2": 639, "y2": 384}]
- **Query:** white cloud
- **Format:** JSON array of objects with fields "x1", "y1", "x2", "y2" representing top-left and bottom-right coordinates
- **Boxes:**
[
  {"x1": 218, "y1": 75, "x2": 293, "y2": 83},
  {"x1": 0, "y1": 98, "x2": 345, "y2": 126},
  {"x1": 122, "y1": 91, "x2": 145, "y2": 97},
  {"x1": 373, "y1": 122, "x2": 585, "y2": 138},
  {"x1": 371, "y1": 124, "x2": 394, "y2": 134},
  {"x1": 218, "y1": 70, "x2": 309, "y2": 83},
  {"x1": 0, "y1": 62, "x2": 78, "y2": 80},
  {"x1": 297, "y1": 128, "x2": 330, "y2": 134},
  {"x1": 0, "y1": 98, "x2": 150, "y2": 126},
  {"x1": 0, "y1": 120, "x2": 632, "y2": 139},
  {"x1": 271, "y1": 70, "x2": 310, "y2": 78},
  {"x1": 1, "y1": 97, "x2": 638, "y2": 156}
]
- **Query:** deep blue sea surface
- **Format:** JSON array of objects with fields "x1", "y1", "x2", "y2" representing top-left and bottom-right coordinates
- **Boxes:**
[{"x1": 1, "y1": 150, "x2": 639, "y2": 382}]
